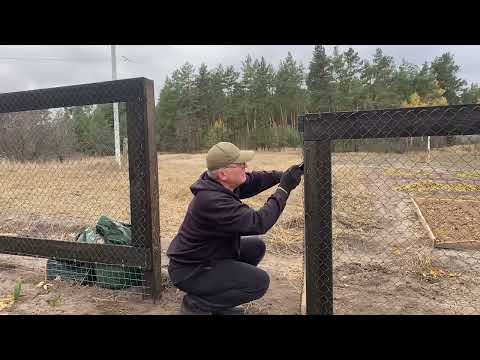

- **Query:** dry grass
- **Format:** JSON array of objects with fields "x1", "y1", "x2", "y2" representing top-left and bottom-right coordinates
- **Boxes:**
[
  {"x1": 456, "y1": 170, "x2": 480, "y2": 180},
  {"x1": 0, "y1": 149, "x2": 381, "y2": 298},
  {"x1": 436, "y1": 143, "x2": 480, "y2": 155},
  {"x1": 155, "y1": 149, "x2": 309, "y2": 253},
  {"x1": 0, "y1": 157, "x2": 131, "y2": 240},
  {"x1": 409, "y1": 254, "x2": 461, "y2": 283},
  {"x1": 332, "y1": 166, "x2": 380, "y2": 252},
  {"x1": 395, "y1": 180, "x2": 480, "y2": 194},
  {"x1": 384, "y1": 168, "x2": 433, "y2": 179},
  {"x1": 0, "y1": 149, "x2": 378, "y2": 253},
  {"x1": 0, "y1": 150, "x2": 308, "y2": 247},
  {"x1": 5, "y1": 148, "x2": 480, "y2": 314}
]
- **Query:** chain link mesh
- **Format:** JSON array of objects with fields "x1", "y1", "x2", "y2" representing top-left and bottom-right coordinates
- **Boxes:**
[
  {"x1": 0, "y1": 79, "x2": 160, "y2": 299},
  {"x1": 301, "y1": 104, "x2": 480, "y2": 314}
]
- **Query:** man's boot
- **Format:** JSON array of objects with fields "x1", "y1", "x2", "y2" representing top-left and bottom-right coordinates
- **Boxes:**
[
  {"x1": 179, "y1": 295, "x2": 212, "y2": 315},
  {"x1": 212, "y1": 306, "x2": 245, "y2": 315}
]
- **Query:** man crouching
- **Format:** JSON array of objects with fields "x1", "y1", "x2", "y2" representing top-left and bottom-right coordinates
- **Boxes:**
[{"x1": 166, "y1": 142, "x2": 303, "y2": 315}]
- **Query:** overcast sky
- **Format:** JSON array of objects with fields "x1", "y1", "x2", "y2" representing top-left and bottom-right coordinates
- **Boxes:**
[{"x1": 1, "y1": 45, "x2": 479, "y2": 103}]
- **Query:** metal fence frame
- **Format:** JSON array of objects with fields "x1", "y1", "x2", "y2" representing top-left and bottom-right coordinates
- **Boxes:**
[
  {"x1": 0, "y1": 78, "x2": 162, "y2": 301},
  {"x1": 299, "y1": 104, "x2": 480, "y2": 315}
]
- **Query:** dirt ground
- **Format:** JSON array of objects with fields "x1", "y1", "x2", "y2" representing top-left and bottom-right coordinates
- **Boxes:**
[
  {"x1": 2, "y1": 147, "x2": 480, "y2": 315},
  {"x1": 0, "y1": 252, "x2": 302, "y2": 315},
  {"x1": 415, "y1": 197, "x2": 480, "y2": 246},
  {"x1": 330, "y1": 149, "x2": 480, "y2": 314},
  {"x1": 0, "y1": 150, "x2": 305, "y2": 315}
]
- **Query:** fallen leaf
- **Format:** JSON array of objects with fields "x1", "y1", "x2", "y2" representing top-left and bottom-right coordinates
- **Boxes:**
[
  {"x1": 36, "y1": 281, "x2": 45, "y2": 288},
  {"x1": 0, "y1": 297, "x2": 14, "y2": 311}
]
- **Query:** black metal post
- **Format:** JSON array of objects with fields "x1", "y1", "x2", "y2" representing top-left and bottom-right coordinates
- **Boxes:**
[
  {"x1": 304, "y1": 139, "x2": 333, "y2": 315},
  {"x1": 126, "y1": 79, "x2": 161, "y2": 301}
]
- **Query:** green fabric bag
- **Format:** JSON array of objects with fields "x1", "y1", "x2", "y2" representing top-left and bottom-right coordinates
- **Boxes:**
[
  {"x1": 94, "y1": 264, "x2": 144, "y2": 290},
  {"x1": 46, "y1": 259, "x2": 94, "y2": 284},
  {"x1": 96, "y1": 216, "x2": 132, "y2": 246},
  {"x1": 46, "y1": 219, "x2": 143, "y2": 289},
  {"x1": 76, "y1": 226, "x2": 98, "y2": 244},
  {"x1": 94, "y1": 216, "x2": 143, "y2": 289},
  {"x1": 46, "y1": 227, "x2": 97, "y2": 283}
]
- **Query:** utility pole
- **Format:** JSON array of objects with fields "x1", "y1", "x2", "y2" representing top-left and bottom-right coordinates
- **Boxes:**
[{"x1": 111, "y1": 45, "x2": 121, "y2": 166}]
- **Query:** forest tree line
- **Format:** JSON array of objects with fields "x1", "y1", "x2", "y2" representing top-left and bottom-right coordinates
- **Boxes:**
[{"x1": 1, "y1": 46, "x2": 480, "y2": 161}]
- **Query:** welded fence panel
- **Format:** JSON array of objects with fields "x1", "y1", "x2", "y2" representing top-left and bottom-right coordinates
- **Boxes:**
[
  {"x1": 300, "y1": 104, "x2": 480, "y2": 314},
  {"x1": 0, "y1": 78, "x2": 161, "y2": 300}
]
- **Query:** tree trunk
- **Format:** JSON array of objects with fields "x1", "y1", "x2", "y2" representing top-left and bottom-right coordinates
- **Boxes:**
[{"x1": 279, "y1": 104, "x2": 284, "y2": 128}]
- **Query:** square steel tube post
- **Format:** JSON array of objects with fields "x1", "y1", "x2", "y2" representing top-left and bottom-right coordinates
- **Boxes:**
[
  {"x1": 303, "y1": 139, "x2": 333, "y2": 315},
  {"x1": 126, "y1": 79, "x2": 161, "y2": 301},
  {"x1": 299, "y1": 104, "x2": 480, "y2": 315},
  {"x1": 0, "y1": 78, "x2": 162, "y2": 301}
]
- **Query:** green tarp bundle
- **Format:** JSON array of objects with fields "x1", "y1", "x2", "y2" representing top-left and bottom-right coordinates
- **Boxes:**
[
  {"x1": 47, "y1": 216, "x2": 143, "y2": 289},
  {"x1": 96, "y1": 216, "x2": 132, "y2": 246}
]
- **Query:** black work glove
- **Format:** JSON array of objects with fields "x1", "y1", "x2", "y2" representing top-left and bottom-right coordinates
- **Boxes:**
[{"x1": 279, "y1": 164, "x2": 303, "y2": 194}]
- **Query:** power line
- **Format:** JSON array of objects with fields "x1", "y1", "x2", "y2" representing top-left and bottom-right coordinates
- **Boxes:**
[
  {"x1": 0, "y1": 56, "x2": 142, "y2": 63},
  {"x1": 0, "y1": 56, "x2": 107, "y2": 62}
]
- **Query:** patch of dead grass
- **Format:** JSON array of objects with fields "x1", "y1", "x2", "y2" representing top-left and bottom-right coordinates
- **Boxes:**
[
  {"x1": 0, "y1": 149, "x2": 378, "y2": 261},
  {"x1": 410, "y1": 254, "x2": 462, "y2": 283},
  {"x1": 396, "y1": 180, "x2": 480, "y2": 194}
]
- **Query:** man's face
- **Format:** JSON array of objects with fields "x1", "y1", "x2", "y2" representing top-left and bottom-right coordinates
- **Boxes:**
[{"x1": 219, "y1": 162, "x2": 248, "y2": 189}]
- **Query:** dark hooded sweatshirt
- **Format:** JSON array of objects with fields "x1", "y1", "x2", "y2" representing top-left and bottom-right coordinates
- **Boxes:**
[{"x1": 166, "y1": 170, "x2": 288, "y2": 280}]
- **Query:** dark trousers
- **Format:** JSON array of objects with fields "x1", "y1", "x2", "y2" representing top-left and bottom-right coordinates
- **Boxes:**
[{"x1": 169, "y1": 235, "x2": 269, "y2": 312}]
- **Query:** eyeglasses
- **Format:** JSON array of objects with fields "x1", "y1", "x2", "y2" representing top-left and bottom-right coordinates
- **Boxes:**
[{"x1": 224, "y1": 163, "x2": 247, "y2": 169}]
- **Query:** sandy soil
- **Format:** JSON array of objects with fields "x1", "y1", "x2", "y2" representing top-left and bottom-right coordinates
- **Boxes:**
[
  {"x1": 0, "y1": 252, "x2": 302, "y2": 315},
  {"x1": 2, "y1": 149, "x2": 480, "y2": 315}
]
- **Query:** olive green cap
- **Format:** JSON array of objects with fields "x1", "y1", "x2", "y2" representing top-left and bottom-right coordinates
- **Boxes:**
[{"x1": 206, "y1": 142, "x2": 255, "y2": 171}]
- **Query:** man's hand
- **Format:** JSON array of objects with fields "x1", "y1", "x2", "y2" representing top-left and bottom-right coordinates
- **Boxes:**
[{"x1": 279, "y1": 164, "x2": 304, "y2": 194}]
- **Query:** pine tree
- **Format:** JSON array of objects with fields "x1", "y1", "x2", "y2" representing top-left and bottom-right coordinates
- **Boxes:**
[
  {"x1": 306, "y1": 45, "x2": 334, "y2": 112},
  {"x1": 274, "y1": 52, "x2": 305, "y2": 126},
  {"x1": 431, "y1": 52, "x2": 467, "y2": 105},
  {"x1": 361, "y1": 48, "x2": 401, "y2": 109},
  {"x1": 461, "y1": 83, "x2": 480, "y2": 104},
  {"x1": 413, "y1": 62, "x2": 437, "y2": 99},
  {"x1": 394, "y1": 60, "x2": 418, "y2": 103},
  {"x1": 330, "y1": 47, "x2": 363, "y2": 111}
]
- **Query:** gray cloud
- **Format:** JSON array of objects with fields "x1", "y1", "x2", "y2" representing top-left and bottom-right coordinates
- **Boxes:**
[{"x1": 1, "y1": 45, "x2": 479, "y2": 103}]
